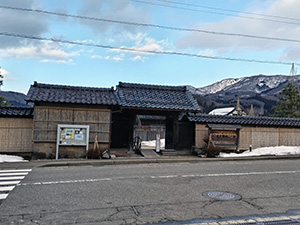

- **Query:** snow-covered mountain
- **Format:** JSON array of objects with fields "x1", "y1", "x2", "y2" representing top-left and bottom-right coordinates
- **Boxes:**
[
  {"x1": 193, "y1": 75, "x2": 292, "y2": 96},
  {"x1": 190, "y1": 74, "x2": 300, "y2": 116}
]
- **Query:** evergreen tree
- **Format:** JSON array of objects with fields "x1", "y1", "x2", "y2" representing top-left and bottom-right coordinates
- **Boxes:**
[
  {"x1": 0, "y1": 66, "x2": 3, "y2": 88},
  {"x1": 273, "y1": 81, "x2": 300, "y2": 118},
  {"x1": 0, "y1": 67, "x2": 9, "y2": 106},
  {"x1": 0, "y1": 96, "x2": 8, "y2": 106}
]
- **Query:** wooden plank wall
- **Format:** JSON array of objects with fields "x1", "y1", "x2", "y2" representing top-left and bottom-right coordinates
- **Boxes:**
[
  {"x1": 0, "y1": 118, "x2": 33, "y2": 153},
  {"x1": 195, "y1": 124, "x2": 300, "y2": 150},
  {"x1": 195, "y1": 124, "x2": 208, "y2": 148},
  {"x1": 134, "y1": 125, "x2": 165, "y2": 142},
  {"x1": 33, "y1": 106, "x2": 111, "y2": 156}
]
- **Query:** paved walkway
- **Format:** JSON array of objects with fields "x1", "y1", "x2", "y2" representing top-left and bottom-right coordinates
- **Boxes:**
[{"x1": 1, "y1": 154, "x2": 300, "y2": 169}]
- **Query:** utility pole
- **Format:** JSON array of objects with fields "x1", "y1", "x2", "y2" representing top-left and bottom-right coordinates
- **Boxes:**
[{"x1": 290, "y1": 63, "x2": 298, "y2": 87}]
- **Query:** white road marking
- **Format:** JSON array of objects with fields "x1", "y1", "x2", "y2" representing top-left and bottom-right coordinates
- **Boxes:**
[
  {"x1": 20, "y1": 178, "x2": 113, "y2": 186},
  {"x1": 19, "y1": 170, "x2": 300, "y2": 186},
  {"x1": 0, "y1": 193, "x2": 8, "y2": 200},
  {"x1": 0, "y1": 180, "x2": 21, "y2": 186},
  {"x1": 0, "y1": 176, "x2": 25, "y2": 181},
  {"x1": 0, "y1": 169, "x2": 31, "y2": 203},
  {"x1": 0, "y1": 186, "x2": 15, "y2": 191},
  {"x1": 0, "y1": 169, "x2": 32, "y2": 173},
  {"x1": 0, "y1": 173, "x2": 29, "y2": 176}
]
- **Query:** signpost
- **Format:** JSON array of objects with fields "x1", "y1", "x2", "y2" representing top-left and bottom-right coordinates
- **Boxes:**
[{"x1": 56, "y1": 124, "x2": 90, "y2": 160}]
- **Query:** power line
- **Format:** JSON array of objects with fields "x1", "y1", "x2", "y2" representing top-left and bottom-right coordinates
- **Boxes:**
[
  {"x1": 1, "y1": 5, "x2": 300, "y2": 44},
  {"x1": 0, "y1": 32, "x2": 298, "y2": 66},
  {"x1": 131, "y1": 0, "x2": 300, "y2": 26},
  {"x1": 155, "y1": 0, "x2": 300, "y2": 23}
]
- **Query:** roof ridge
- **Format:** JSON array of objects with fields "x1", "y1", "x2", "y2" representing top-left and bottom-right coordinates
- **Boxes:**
[
  {"x1": 26, "y1": 81, "x2": 119, "y2": 105},
  {"x1": 192, "y1": 113, "x2": 300, "y2": 121},
  {"x1": 187, "y1": 113, "x2": 300, "y2": 127},
  {"x1": 118, "y1": 82, "x2": 187, "y2": 91},
  {"x1": 0, "y1": 105, "x2": 33, "y2": 109},
  {"x1": 33, "y1": 81, "x2": 114, "y2": 91}
]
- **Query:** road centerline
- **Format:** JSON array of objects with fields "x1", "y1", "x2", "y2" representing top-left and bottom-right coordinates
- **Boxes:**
[{"x1": 18, "y1": 170, "x2": 300, "y2": 186}]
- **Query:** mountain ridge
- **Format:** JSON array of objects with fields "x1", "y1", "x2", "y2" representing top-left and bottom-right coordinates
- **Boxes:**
[
  {"x1": 0, "y1": 91, "x2": 31, "y2": 107},
  {"x1": 191, "y1": 74, "x2": 299, "y2": 116}
]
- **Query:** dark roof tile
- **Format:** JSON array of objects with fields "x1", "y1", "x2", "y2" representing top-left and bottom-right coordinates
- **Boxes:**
[
  {"x1": 0, "y1": 106, "x2": 33, "y2": 117},
  {"x1": 117, "y1": 82, "x2": 200, "y2": 112},
  {"x1": 26, "y1": 82, "x2": 119, "y2": 106},
  {"x1": 187, "y1": 113, "x2": 300, "y2": 128}
]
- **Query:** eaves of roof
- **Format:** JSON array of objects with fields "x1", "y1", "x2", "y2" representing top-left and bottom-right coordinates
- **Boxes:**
[
  {"x1": 0, "y1": 106, "x2": 34, "y2": 118},
  {"x1": 188, "y1": 113, "x2": 300, "y2": 128}
]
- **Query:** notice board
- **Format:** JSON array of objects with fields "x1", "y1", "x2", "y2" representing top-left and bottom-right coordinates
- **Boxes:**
[{"x1": 56, "y1": 124, "x2": 90, "y2": 159}]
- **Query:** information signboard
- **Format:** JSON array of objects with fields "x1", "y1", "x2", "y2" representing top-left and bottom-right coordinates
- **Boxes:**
[{"x1": 56, "y1": 124, "x2": 90, "y2": 160}]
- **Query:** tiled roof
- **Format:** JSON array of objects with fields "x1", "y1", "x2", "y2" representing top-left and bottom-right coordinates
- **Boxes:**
[
  {"x1": 187, "y1": 113, "x2": 300, "y2": 128},
  {"x1": 116, "y1": 82, "x2": 201, "y2": 112},
  {"x1": 0, "y1": 106, "x2": 33, "y2": 117},
  {"x1": 26, "y1": 82, "x2": 119, "y2": 106}
]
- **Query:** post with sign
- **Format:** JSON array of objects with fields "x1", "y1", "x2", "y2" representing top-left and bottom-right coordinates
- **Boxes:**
[
  {"x1": 56, "y1": 124, "x2": 90, "y2": 160},
  {"x1": 156, "y1": 133, "x2": 160, "y2": 153}
]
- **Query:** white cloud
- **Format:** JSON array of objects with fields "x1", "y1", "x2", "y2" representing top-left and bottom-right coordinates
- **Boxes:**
[
  {"x1": 112, "y1": 53, "x2": 125, "y2": 62},
  {"x1": 110, "y1": 33, "x2": 171, "y2": 55},
  {"x1": 131, "y1": 55, "x2": 147, "y2": 62},
  {"x1": 0, "y1": 0, "x2": 49, "y2": 49},
  {"x1": 101, "y1": 33, "x2": 171, "y2": 62},
  {"x1": 0, "y1": 41, "x2": 80, "y2": 63},
  {"x1": 112, "y1": 56, "x2": 124, "y2": 62},
  {"x1": 91, "y1": 55, "x2": 103, "y2": 59},
  {"x1": 0, "y1": 68, "x2": 9, "y2": 76},
  {"x1": 0, "y1": 68, "x2": 17, "y2": 81},
  {"x1": 176, "y1": 0, "x2": 300, "y2": 60},
  {"x1": 40, "y1": 59, "x2": 74, "y2": 65},
  {"x1": 78, "y1": 0, "x2": 151, "y2": 34},
  {"x1": 198, "y1": 49, "x2": 215, "y2": 57},
  {"x1": 3, "y1": 76, "x2": 17, "y2": 81}
]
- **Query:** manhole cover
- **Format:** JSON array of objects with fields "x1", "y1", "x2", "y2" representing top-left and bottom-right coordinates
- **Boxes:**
[{"x1": 202, "y1": 191, "x2": 241, "y2": 201}]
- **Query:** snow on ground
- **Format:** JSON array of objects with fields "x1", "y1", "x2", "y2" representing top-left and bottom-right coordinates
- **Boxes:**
[
  {"x1": 142, "y1": 139, "x2": 165, "y2": 148},
  {"x1": 0, "y1": 154, "x2": 28, "y2": 163},
  {"x1": 220, "y1": 146, "x2": 300, "y2": 157}
]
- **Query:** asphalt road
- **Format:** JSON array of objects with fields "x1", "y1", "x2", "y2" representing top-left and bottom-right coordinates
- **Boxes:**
[{"x1": 1, "y1": 159, "x2": 300, "y2": 224}]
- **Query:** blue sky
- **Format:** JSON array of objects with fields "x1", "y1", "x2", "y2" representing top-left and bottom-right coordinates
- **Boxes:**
[{"x1": 0, "y1": 0, "x2": 300, "y2": 93}]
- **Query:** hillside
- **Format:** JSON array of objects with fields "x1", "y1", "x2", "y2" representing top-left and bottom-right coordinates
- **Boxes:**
[
  {"x1": 191, "y1": 75, "x2": 299, "y2": 116},
  {"x1": 0, "y1": 91, "x2": 32, "y2": 107}
]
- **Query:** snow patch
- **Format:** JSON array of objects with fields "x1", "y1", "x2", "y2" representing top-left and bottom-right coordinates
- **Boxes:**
[
  {"x1": 142, "y1": 139, "x2": 165, "y2": 148},
  {"x1": 0, "y1": 154, "x2": 28, "y2": 163},
  {"x1": 220, "y1": 146, "x2": 300, "y2": 158},
  {"x1": 197, "y1": 78, "x2": 242, "y2": 95},
  {"x1": 209, "y1": 107, "x2": 235, "y2": 115}
]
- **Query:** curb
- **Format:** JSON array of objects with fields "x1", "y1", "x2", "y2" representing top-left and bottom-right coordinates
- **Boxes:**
[
  {"x1": 1, "y1": 155, "x2": 300, "y2": 169},
  {"x1": 34, "y1": 155, "x2": 300, "y2": 168}
]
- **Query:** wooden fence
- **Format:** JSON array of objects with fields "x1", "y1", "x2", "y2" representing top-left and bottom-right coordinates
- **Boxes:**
[
  {"x1": 0, "y1": 118, "x2": 33, "y2": 153},
  {"x1": 33, "y1": 106, "x2": 111, "y2": 157},
  {"x1": 195, "y1": 124, "x2": 300, "y2": 150},
  {"x1": 134, "y1": 125, "x2": 165, "y2": 142}
]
